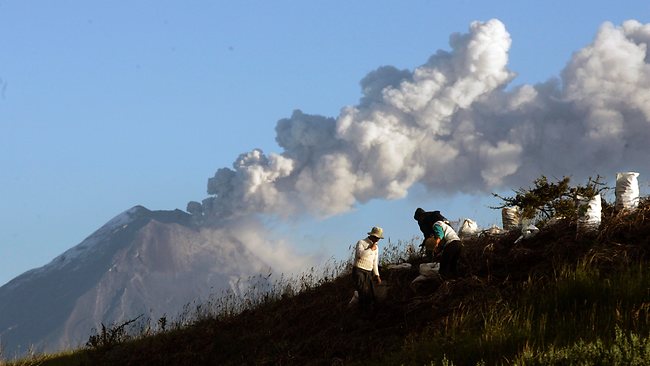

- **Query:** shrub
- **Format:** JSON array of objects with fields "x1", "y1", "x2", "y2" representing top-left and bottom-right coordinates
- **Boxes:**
[
  {"x1": 492, "y1": 175, "x2": 608, "y2": 223},
  {"x1": 86, "y1": 315, "x2": 143, "y2": 351}
]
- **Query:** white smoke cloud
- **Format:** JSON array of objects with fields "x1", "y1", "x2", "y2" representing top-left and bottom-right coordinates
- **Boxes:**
[
  {"x1": 193, "y1": 18, "x2": 650, "y2": 224},
  {"x1": 211, "y1": 216, "x2": 317, "y2": 276}
]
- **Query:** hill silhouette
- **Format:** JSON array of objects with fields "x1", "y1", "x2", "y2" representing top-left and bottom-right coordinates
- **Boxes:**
[{"x1": 8, "y1": 199, "x2": 650, "y2": 366}]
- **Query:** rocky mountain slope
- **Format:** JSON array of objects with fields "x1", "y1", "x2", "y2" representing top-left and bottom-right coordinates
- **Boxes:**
[{"x1": 0, "y1": 206, "x2": 274, "y2": 357}]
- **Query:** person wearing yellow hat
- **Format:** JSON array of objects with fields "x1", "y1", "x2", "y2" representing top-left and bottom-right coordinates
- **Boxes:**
[{"x1": 352, "y1": 226, "x2": 384, "y2": 313}]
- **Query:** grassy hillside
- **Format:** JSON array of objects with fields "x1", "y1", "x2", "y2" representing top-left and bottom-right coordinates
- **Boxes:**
[{"x1": 4, "y1": 200, "x2": 650, "y2": 365}]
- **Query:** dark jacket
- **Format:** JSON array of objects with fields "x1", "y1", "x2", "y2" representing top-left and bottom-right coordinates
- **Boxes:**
[{"x1": 414, "y1": 208, "x2": 448, "y2": 238}]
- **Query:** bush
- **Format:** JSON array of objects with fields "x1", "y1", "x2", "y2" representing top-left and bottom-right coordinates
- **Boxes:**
[
  {"x1": 86, "y1": 316, "x2": 143, "y2": 351},
  {"x1": 492, "y1": 175, "x2": 607, "y2": 223}
]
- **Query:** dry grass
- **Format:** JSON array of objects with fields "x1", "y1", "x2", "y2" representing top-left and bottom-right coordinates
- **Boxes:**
[{"x1": 8, "y1": 199, "x2": 650, "y2": 365}]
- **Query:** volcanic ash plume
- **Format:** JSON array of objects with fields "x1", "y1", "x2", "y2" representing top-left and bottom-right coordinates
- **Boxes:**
[{"x1": 191, "y1": 19, "x2": 650, "y2": 222}]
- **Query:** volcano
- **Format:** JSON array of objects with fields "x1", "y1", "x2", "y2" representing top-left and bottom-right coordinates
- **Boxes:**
[{"x1": 0, "y1": 206, "x2": 274, "y2": 357}]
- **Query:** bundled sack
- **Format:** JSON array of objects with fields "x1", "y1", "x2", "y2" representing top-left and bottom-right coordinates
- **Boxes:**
[
  {"x1": 481, "y1": 225, "x2": 505, "y2": 236},
  {"x1": 459, "y1": 218, "x2": 479, "y2": 238},
  {"x1": 514, "y1": 224, "x2": 540, "y2": 244},
  {"x1": 615, "y1": 172, "x2": 640, "y2": 211},
  {"x1": 419, "y1": 262, "x2": 440, "y2": 277},
  {"x1": 502, "y1": 206, "x2": 521, "y2": 231},
  {"x1": 577, "y1": 194, "x2": 601, "y2": 233},
  {"x1": 410, "y1": 263, "x2": 441, "y2": 291}
]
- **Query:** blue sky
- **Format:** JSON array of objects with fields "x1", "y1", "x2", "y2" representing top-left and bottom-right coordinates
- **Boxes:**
[{"x1": 1, "y1": 1, "x2": 649, "y2": 286}]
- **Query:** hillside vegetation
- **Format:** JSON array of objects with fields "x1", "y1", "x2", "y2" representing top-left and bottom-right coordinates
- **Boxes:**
[{"x1": 5, "y1": 193, "x2": 650, "y2": 365}]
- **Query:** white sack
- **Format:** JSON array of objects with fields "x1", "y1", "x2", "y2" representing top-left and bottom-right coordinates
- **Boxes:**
[
  {"x1": 459, "y1": 218, "x2": 479, "y2": 238},
  {"x1": 615, "y1": 172, "x2": 640, "y2": 211},
  {"x1": 502, "y1": 206, "x2": 521, "y2": 230},
  {"x1": 482, "y1": 225, "x2": 505, "y2": 236},
  {"x1": 514, "y1": 224, "x2": 540, "y2": 244},
  {"x1": 410, "y1": 265, "x2": 441, "y2": 291},
  {"x1": 419, "y1": 262, "x2": 440, "y2": 277},
  {"x1": 577, "y1": 194, "x2": 601, "y2": 233},
  {"x1": 410, "y1": 275, "x2": 434, "y2": 290}
]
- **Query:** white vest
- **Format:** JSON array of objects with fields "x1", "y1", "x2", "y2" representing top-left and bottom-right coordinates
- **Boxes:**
[{"x1": 435, "y1": 220, "x2": 460, "y2": 246}]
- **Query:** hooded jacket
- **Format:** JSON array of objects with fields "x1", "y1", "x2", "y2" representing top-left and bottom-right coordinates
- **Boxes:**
[{"x1": 414, "y1": 208, "x2": 449, "y2": 238}]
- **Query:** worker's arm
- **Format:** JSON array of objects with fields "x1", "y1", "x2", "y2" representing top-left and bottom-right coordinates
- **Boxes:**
[
  {"x1": 355, "y1": 239, "x2": 375, "y2": 261},
  {"x1": 432, "y1": 224, "x2": 445, "y2": 254},
  {"x1": 372, "y1": 251, "x2": 381, "y2": 284},
  {"x1": 431, "y1": 237, "x2": 442, "y2": 255}
]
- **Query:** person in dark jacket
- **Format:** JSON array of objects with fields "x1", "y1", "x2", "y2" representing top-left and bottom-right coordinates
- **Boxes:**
[
  {"x1": 414, "y1": 208, "x2": 448, "y2": 259},
  {"x1": 414, "y1": 208, "x2": 462, "y2": 278}
]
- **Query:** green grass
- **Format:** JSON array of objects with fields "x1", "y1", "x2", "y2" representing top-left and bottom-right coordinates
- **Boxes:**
[{"x1": 370, "y1": 261, "x2": 650, "y2": 366}]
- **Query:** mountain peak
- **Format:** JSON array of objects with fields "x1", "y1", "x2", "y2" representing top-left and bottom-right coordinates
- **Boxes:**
[{"x1": 44, "y1": 206, "x2": 153, "y2": 272}]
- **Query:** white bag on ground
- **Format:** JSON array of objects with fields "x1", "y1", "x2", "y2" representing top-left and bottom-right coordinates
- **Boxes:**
[
  {"x1": 419, "y1": 262, "x2": 440, "y2": 277},
  {"x1": 514, "y1": 224, "x2": 540, "y2": 244},
  {"x1": 410, "y1": 275, "x2": 434, "y2": 290},
  {"x1": 410, "y1": 263, "x2": 441, "y2": 290},
  {"x1": 502, "y1": 206, "x2": 521, "y2": 230},
  {"x1": 577, "y1": 194, "x2": 601, "y2": 233},
  {"x1": 482, "y1": 225, "x2": 505, "y2": 236},
  {"x1": 615, "y1": 172, "x2": 640, "y2": 211},
  {"x1": 459, "y1": 218, "x2": 479, "y2": 238}
]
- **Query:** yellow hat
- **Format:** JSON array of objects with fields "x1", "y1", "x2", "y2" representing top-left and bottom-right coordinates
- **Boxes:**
[{"x1": 367, "y1": 226, "x2": 384, "y2": 239}]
